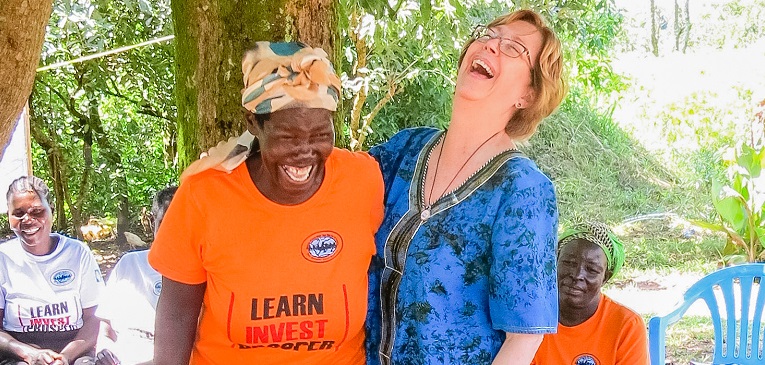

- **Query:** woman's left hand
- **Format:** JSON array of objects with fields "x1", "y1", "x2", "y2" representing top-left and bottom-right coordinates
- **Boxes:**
[{"x1": 23, "y1": 348, "x2": 68, "y2": 365}]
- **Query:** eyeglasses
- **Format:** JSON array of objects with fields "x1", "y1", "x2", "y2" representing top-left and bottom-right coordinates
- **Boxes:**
[
  {"x1": 471, "y1": 25, "x2": 533, "y2": 70},
  {"x1": 10, "y1": 207, "x2": 48, "y2": 221}
]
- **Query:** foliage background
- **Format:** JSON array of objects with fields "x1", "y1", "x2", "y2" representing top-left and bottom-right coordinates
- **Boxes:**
[
  {"x1": 6, "y1": 0, "x2": 765, "y2": 362},
  {"x1": 17, "y1": 0, "x2": 635, "y2": 240},
  {"x1": 24, "y1": 0, "x2": 176, "y2": 239}
]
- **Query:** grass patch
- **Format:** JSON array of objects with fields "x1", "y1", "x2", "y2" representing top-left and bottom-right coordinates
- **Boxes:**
[
  {"x1": 526, "y1": 95, "x2": 712, "y2": 228},
  {"x1": 625, "y1": 236, "x2": 722, "y2": 273},
  {"x1": 644, "y1": 315, "x2": 716, "y2": 364},
  {"x1": 617, "y1": 217, "x2": 725, "y2": 274},
  {"x1": 525, "y1": 93, "x2": 728, "y2": 283}
]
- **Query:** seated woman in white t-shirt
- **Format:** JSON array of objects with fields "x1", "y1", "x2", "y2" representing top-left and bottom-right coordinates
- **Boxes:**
[
  {"x1": 0, "y1": 176, "x2": 104, "y2": 365},
  {"x1": 94, "y1": 186, "x2": 177, "y2": 365}
]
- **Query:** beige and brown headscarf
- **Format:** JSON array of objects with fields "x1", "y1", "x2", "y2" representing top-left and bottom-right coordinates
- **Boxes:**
[{"x1": 180, "y1": 41, "x2": 341, "y2": 181}]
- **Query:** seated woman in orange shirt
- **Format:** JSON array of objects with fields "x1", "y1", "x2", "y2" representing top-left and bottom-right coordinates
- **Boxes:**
[{"x1": 532, "y1": 222, "x2": 648, "y2": 365}]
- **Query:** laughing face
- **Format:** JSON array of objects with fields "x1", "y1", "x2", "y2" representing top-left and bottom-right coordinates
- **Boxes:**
[
  {"x1": 557, "y1": 239, "x2": 608, "y2": 313},
  {"x1": 455, "y1": 20, "x2": 543, "y2": 112},
  {"x1": 8, "y1": 190, "x2": 53, "y2": 253},
  {"x1": 247, "y1": 108, "x2": 335, "y2": 205}
]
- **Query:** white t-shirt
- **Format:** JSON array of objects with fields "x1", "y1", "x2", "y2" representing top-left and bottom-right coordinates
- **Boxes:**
[
  {"x1": 0, "y1": 233, "x2": 104, "y2": 333},
  {"x1": 95, "y1": 250, "x2": 161, "y2": 365}
]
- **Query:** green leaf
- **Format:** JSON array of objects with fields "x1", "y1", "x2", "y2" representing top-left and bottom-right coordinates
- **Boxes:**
[
  {"x1": 688, "y1": 219, "x2": 728, "y2": 233},
  {"x1": 712, "y1": 182, "x2": 748, "y2": 231},
  {"x1": 138, "y1": 0, "x2": 153, "y2": 14},
  {"x1": 754, "y1": 224, "x2": 765, "y2": 238},
  {"x1": 722, "y1": 240, "x2": 739, "y2": 255},
  {"x1": 725, "y1": 254, "x2": 748, "y2": 265},
  {"x1": 421, "y1": 0, "x2": 432, "y2": 21},
  {"x1": 732, "y1": 174, "x2": 749, "y2": 201},
  {"x1": 737, "y1": 144, "x2": 761, "y2": 178}
]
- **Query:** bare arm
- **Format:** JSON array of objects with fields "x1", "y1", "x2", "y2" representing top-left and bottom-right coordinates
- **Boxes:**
[
  {"x1": 55, "y1": 306, "x2": 99, "y2": 363},
  {"x1": 491, "y1": 332, "x2": 543, "y2": 365},
  {"x1": 0, "y1": 309, "x2": 66, "y2": 364},
  {"x1": 153, "y1": 277, "x2": 205, "y2": 365},
  {"x1": 0, "y1": 308, "x2": 39, "y2": 362}
]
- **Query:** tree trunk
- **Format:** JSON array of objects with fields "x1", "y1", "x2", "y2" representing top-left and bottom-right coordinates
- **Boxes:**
[
  {"x1": 286, "y1": 0, "x2": 343, "y2": 146},
  {"x1": 117, "y1": 195, "x2": 130, "y2": 248},
  {"x1": 172, "y1": 0, "x2": 340, "y2": 170},
  {"x1": 84, "y1": 96, "x2": 130, "y2": 245},
  {"x1": 0, "y1": 0, "x2": 54, "y2": 158},
  {"x1": 28, "y1": 100, "x2": 72, "y2": 232}
]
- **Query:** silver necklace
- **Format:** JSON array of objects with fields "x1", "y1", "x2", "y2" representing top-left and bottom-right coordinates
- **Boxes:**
[{"x1": 421, "y1": 129, "x2": 503, "y2": 220}]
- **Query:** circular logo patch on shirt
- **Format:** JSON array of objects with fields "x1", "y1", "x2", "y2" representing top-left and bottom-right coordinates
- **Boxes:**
[
  {"x1": 153, "y1": 280, "x2": 162, "y2": 296},
  {"x1": 573, "y1": 354, "x2": 599, "y2": 365},
  {"x1": 50, "y1": 269, "x2": 75, "y2": 286},
  {"x1": 301, "y1": 231, "x2": 343, "y2": 263}
]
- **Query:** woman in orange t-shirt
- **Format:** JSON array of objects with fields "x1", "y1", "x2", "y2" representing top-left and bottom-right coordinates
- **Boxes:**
[
  {"x1": 532, "y1": 222, "x2": 648, "y2": 365},
  {"x1": 148, "y1": 42, "x2": 383, "y2": 365}
]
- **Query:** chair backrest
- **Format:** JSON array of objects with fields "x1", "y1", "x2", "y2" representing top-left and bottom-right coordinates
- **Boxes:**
[{"x1": 649, "y1": 263, "x2": 765, "y2": 365}]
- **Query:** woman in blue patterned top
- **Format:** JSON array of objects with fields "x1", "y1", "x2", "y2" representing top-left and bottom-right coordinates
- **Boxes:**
[{"x1": 366, "y1": 9, "x2": 567, "y2": 365}]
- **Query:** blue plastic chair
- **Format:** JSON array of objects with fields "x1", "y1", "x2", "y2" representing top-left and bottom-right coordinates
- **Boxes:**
[{"x1": 648, "y1": 263, "x2": 765, "y2": 365}]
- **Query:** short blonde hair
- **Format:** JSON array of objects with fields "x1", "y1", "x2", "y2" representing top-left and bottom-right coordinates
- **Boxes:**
[{"x1": 458, "y1": 9, "x2": 567, "y2": 140}]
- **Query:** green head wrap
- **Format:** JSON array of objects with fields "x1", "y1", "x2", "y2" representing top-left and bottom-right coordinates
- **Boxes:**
[{"x1": 558, "y1": 222, "x2": 625, "y2": 279}]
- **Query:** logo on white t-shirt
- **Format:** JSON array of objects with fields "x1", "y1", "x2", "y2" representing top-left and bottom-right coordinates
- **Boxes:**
[
  {"x1": 50, "y1": 269, "x2": 75, "y2": 286},
  {"x1": 301, "y1": 231, "x2": 343, "y2": 263},
  {"x1": 153, "y1": 280, "x2": 162, "y2": 296}
]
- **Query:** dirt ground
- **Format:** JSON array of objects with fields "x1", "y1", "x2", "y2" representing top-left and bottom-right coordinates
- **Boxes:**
[{"x1": 90, "y1": 239, "x2": 132, "y2": 278}]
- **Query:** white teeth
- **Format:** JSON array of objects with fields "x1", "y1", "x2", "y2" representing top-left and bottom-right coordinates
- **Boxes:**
[
  {"x1": 22, "y1": 227, "x2": 40, "y2": 235},
  {"x1": 472, "y1": 59, "x2": 494, "y2": 77},
  {"x1": 283, "y1": 165, "x2": 312, "y2": 182}
]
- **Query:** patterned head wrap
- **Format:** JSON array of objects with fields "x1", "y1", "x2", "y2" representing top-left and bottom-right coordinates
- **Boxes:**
[
  {"x1": 180, "y1": 41, "x2": 340, "y2": 182},
  {"x1": 558, "y1": 222, "x2": 625, "y2": 279},
  {"x1": 241, "y1": 41, "x2": 341, "y2": 114}
]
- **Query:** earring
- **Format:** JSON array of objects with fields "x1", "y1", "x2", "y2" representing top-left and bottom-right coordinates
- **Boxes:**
[{"x1": 515, "y1": 102, "x2": 522, "y2": 108}]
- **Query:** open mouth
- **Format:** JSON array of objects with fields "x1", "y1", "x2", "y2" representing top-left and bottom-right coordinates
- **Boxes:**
[
  {"x1": 282, "y1": 165, "x2": 313, "y2": 182},
  {"x1": 471, "y1": 59, "x2": 494, "y2": 78},
  {"x1": 21, "y1": 226, "x2": 41, "y2": 235}
]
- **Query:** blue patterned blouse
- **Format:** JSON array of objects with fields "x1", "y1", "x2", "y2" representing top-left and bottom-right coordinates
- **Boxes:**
[{"x1": 366, "y1": 127, "x2": 559, "y2": 365}]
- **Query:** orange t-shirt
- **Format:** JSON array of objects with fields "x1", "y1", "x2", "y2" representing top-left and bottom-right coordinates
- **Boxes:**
[
  {"x1": 532, "y1": 294, "x2": 649, "y2": 365},
  {"x1": 149, "y1": 148, "x2": 384, "y2": 365}
]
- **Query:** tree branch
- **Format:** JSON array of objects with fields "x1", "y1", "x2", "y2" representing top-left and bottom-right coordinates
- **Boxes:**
[
  {"x1": 102, "y1": 89, "x2": 176, "y2": 124},
  {"x1": 36, "y1": 78, "x2": 87, "y2": 121},
  {"x1": 357, "y1": 80, "x2": 397, "y2": 149},
  {"x1": 348, "y1": 11, "x2": 369, "y2": 151},
  {"x1": 28, "y1": 97, "x2": 73, "y2": 229}
]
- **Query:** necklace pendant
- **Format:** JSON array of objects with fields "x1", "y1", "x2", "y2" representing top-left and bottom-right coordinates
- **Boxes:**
[{"x1": 420, "y1": 208, "x2": 431, "y2": 221}]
